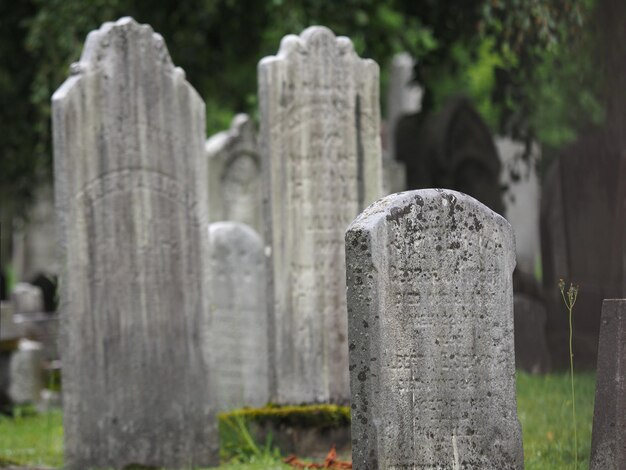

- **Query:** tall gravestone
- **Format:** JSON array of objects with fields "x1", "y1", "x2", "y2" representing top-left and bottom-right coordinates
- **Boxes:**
[
  {"x1": 496, "y1": 136, "x2": 541, "y2": 277},
  {"x1": 385, "y1": 53, "x2": 422, "y2": 160},
  {"x1": 206, "y1": 114, "x2": 263, "y2": 235},
  {"x1": 208, "y1": 222, "x2": 269, "y2": 411},
  {"x1": 346, "y1": 189, "x2": 523, "y2": 469},
  {"x1": 259, "y1": 26, "x2": 382, "y2": 404},
  {"x1": 52, "y1": 17, "x2": 217, "y2": 469},
  {"x1": 590, "y1": 299, "x2": 626, "y2": 470}
]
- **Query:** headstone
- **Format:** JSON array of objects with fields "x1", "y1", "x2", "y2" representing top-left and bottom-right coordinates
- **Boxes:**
[
  {"x1": 496, "y1": 136, "x2": 541, "y2": 277},
  {"x1": 514, "y1": 294, "x2": 550, "y2": 373},
  {"x1": 382, "y1": 158, "x2": 406, "y2": 196},
  {"x1": 346, "y1": 189, "x2": 524, "y2": 469},
  {"x1": 540, "y1": 130, "x2": 625, "y2": 368},
  {"x1": 8, "y1": 339, "x2": 44, "y2": 404},
  {"x1": 14, "y1": 312, "x2": 60, "y2": 361},
  {"x1": 0, "y1": 302, "x2": 18, "y2": 341},
  {"x1": 259, "y1": 26, "x2": 382, "y2": 404},
  {"x1": 385, "y1": 52, "x2": 422, "y2": 160},
  {"x1": 52, "y1": 17, "x2": 217, "y2": 469},
  {"x1": 206, "y1": 114, "x2": 263, "y2": 235},
  {"x1": 11, "y1": 183, "x2": 59, "y2": 282},
  {"x1": 590, "y1": 299, "x2": 626, "y2": 470},
  {"x1": 10, "y1": 282, "x2": 44, "y2": 314},
  {"x1": 396, "y1": 97, "x2": 505, "y2": 215},
  {"x1": 208, "y1": 221, "x2": 269, "y2": 411}
]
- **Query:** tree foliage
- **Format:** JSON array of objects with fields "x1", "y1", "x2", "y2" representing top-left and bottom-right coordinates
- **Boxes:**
[{"x1": 0, "y1": 0, "x2": 607, "y2": 220}]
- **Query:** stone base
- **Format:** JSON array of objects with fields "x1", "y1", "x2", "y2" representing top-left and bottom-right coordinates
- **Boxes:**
[{"x1": 249, "y1": 422, "x2": 351, "y2": 460}]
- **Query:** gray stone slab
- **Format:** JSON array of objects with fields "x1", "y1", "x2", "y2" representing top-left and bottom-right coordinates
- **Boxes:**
[
  {"x1": 382, "y1": 157, "x2": 406, "y2": 196},
  {"x1": 8, "y1": 339, "x2": 43, "y2": 404},
  {"x1": 385, "y1": 52, "x2": 422, "y2": 160},
  {"x1": 259, "y1": 26, "x2": 383, "y2": 404},
  {"x1": 208, "y1": 222, "x2": 269, "y2": 411},
  {"x1": 206, "y1": 114, "x2": 263, "y2": 236},
  {"x1": 346, "y1": 189, "x2": 523, "y2": 469},
  {"x1": 496, "y1": 136, "x2": 541, "y2": 277},
  {"x1": 52, "y1": 17, "x2": 217, "y2": 469},
  {"x1": 0, "y1": 302, "x2": 18, "y2": 341},
  {"x1": 590, "y1": 299, "x2": 626, "y2": 470},
  {"x1": 11, "y1": 183, "x2": 59, "y2": 282},
  {"x1": 11, "y1": 283, "x2": 44, "y2": 314}
]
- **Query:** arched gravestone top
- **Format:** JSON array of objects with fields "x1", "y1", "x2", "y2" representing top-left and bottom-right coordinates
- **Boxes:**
[
  {"x1": 52, "y1": 17, "x2": 216, "y2": 469},
  {"x1": 206, "y1": 114, "x2": 262, "y2": 235},
  {"x1": 346, "y1": 189, "x2": 523, "y2": 469},
  {"x1": 258, "y1": 26, "x2": 382, "y2": 405},
  {"x1": 396, "y1": 97, "x2": 504, "y2": 215}
]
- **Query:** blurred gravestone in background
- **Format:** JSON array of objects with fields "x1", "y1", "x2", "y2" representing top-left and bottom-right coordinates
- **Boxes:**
[
  {"x1": 259, "y1": 26, "x2": 382, "y2": 405},
  {"x1": 206, "y1": 114, "x2": 263, "y2": 237},
  {"x1": 208, "y1": 221, "x2": 269, "y2": 412},
  {"x1": 395, "y1": 96, "x2": 504, "y2": 215},
  {"x1": 11, "y1": 183, "x2": 59, "y2": 285},
  {"x1": 53, "y1": 17, "x2": 217, "y2": 469},
  {"x1": 381, "y1": 53, "x2": 422, "y2": 195}
]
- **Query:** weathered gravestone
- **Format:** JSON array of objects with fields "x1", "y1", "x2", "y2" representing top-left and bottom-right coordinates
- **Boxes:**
[
  {"x1": 496, "y1": 136, "x2": 541, "y2": 278},
  {"x1": 590, "y1": 299, "x2": 626, "y2": 470},
  {"x1": 385, "y1": 53, "x2": 422, "y2": 161},
  {"x1": 259, "y1": 26, "x2": 382, "y2": 404},
  {"x1": 11, "y1": 183, "x2": 59, "y2": 283},
  {"x1": 208, "y1": 222, "x2": 269, "y2": 411},
  {"x1": 540, "y1": 130, "x2": 626, "y2": 369},
  {"x1": 206, "y1": 114, "x2": 263, "y2": 235},
  {"x1": 346, "y1": 189, "x2": 523, "y2": 469},
  {"x1": 8, "y1": 339, "x2": 44, "y2": 405},
  {"x1": 380, "y1": 53, "x2": 422, "y2": 195},
  {"x1": 395, "y1": 97, "x2": 505, "y2": 216},
  {"x1": 52, "y1": 17, "x2": 217, "y2": 469}
]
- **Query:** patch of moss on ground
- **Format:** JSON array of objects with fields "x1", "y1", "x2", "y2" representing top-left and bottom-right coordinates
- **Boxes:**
[{"x1": 220, "y1": 404, "x2": 351, "y2": 429}]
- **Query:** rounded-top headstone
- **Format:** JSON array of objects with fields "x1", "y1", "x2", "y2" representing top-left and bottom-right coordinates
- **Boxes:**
[
  {"x1": 52, "y1": 17, "x2": 216, "y2": 469},
  {"x1": 208, "y1": 221, "x2": 269, "y2": 411},
  {"x1": 258, "y1": 26, "x2": 382, "y2": 405},
  {"x1": 346, "y1": 188, "x2": 523, "y2": 469}
]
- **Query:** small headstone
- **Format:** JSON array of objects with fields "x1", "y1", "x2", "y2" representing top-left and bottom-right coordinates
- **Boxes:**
[
  {"x1": 590, "y1": 299, "x2": 625, "y2": 470},
  {"x1": 8, "y1": 339, "x2": 44, "y2": 404},
  {"x1": 208, "y1": 222, "x2": 269, "y2": 411},
  {"x1": 11, "y1": 283, "x2": 44, "y2": 314},
  {"x1": 382, "y1": 158, "x2": 406, "y2": 196},
  {"x1": 346, "y1": 189, "x2": 523, "y2": 469},
  {"x1": 11, "y1": 183, "x2": 59, "y2": 282},
  {"x1": 541, "y1": 130, "x2": 625, "y2": 368},
  {"x1": 385, "y1": 52, "x2": 422, "y2": 160},
  {"x1": 0, "y1": 302, "x2": 18, "y2": 341},
  {"x1": 514, "y1": 294, "x2": 550, "y2": 373},
  {"x1": 206, "y1": 114, "x2": 263, "y2": 235},
  {"x1": 496, "y1": 136, "x2": 541, "y2": 277},
  {"x1": 259, "y1": 26, "x2": 382, "y2": 404},
  {"x1": 52, "y1": 17, "x2": 217, "y2": 468}
]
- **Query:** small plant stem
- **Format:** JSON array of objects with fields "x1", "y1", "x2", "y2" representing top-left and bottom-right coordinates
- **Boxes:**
[{"x1": 569, "y1": 304, "x2": 577, "y2": 469}]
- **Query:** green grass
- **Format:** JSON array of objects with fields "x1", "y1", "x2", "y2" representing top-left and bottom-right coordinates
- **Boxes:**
[
  {"x1": 0, "y1": 407, "x2": 63, "y2": 468},
  {"x1": 0, "y1": 372, "x2": 596, "y2": 469},
  {"x1": 517, "y1": 371, "x2": 596, "y2": 470}
]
